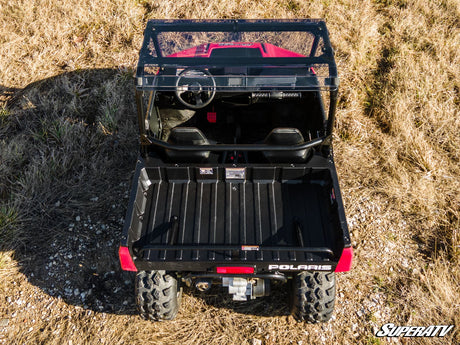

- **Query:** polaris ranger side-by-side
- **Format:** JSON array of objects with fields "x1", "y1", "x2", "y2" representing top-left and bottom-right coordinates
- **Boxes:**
[{"x1": 119, "y1": 19, "x2": 353, "y2": 323}]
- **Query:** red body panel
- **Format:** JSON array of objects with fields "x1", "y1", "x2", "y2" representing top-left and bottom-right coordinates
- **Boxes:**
[
  {"x1": 168, "y1": 42, "x2": 305, "y2": 58},
  {"x1": 334, "y1": 247, "x2": 353, "y2": 272},
  {"x1": 119, "y1": 246, "x2": 137, "y2": 271}
]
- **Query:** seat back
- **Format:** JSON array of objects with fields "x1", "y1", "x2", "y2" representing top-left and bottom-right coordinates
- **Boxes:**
[
  {"x1": 263, "y1": 128, "x2": 309, "y2": 163},
  {"x1": 165, "y1": 127, "x2": 210, "y2": 162}
]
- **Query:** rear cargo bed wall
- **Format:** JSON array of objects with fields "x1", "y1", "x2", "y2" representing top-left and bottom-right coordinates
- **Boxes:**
[{"x1": 145, "y1": 165, "x2": 334, "y2": 185}]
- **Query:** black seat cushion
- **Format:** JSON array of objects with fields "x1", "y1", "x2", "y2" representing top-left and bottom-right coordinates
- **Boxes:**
[
  {"x1": 165, "y1": 127, "x2": 210, "y2": 162},
  {"x1": 263, "y1": 128, "x2": 309, "y2": 163}
]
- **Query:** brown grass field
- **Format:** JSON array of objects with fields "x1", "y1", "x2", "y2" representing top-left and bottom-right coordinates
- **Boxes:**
[{"x1": 0, "y1": 0, "x2": 459, "y2": 344}]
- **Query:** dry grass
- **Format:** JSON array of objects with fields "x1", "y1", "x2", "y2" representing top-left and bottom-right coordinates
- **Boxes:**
[{"x1": 1, "y1": 0, "x2": 459, "y2": 344}]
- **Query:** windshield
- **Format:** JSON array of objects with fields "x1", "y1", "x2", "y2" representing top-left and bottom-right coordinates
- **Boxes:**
[
  {"x1": 136, "y1": 20, "x2": 338, "y2": 92},
  {"x1": 156, "y1": 31, "x2": 315, "y2": 57}
]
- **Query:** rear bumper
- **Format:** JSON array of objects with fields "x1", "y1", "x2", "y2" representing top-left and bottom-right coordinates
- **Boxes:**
[{"x1": 119, "y1": 244, "x2": 352, "y2": 272}]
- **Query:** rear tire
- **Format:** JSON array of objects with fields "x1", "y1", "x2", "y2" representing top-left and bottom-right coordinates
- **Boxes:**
[
  {"x1": 290, "y1": 271, "x2": 335, "y2": 323},
  {"x1": 135, "y1": 270, "x2": 182, "y2": 321}
]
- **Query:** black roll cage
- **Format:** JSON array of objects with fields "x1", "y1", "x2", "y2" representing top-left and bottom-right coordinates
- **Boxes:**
[{"x1": 135, "y1": 19, "x2": 339, "y2": 152}]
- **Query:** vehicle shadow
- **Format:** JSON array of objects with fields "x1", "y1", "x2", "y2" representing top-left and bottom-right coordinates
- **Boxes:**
[
  {"x1": 1, "y1": 69, "x2": 290, "y2": 319},
  {"x1": 1, "y1": 68, "x2": 139, "y2": 315}
]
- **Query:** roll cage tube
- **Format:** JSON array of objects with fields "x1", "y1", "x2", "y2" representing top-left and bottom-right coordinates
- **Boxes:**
[
  {"x1": 136, "y1": 20, "x2": 338, "y2": 75},
  {"x1": 141, "y1": 135, "x2": 327, "y2": 152}
]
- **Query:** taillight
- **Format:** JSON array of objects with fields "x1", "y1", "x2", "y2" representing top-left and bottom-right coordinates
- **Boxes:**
[
  {"x1": 335, "y1": 247, "x2": 353, "y2": 272},
  {"x1": 216, "y1": 266, "x2": 254, "y2": 274},
  {"x1": 119, "y1": 246, "x2": 137, "y2": 271}
]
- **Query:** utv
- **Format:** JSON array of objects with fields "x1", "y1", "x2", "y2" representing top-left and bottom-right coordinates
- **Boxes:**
[{"x1": 119, "y1": 19, "x2": 352, "y2": 323}]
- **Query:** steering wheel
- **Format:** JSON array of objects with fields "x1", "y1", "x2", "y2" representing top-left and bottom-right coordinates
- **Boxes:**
[{"x1": 175, "y1": 68, "x2": 216, "y2": 109}]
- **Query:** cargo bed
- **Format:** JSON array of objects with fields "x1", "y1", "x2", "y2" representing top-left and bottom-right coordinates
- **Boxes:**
[{"x1": 122, "y1": 157, "x2": 347, "y2": 272}]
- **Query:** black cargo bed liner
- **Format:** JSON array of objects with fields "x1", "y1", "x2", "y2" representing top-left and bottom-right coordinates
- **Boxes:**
[{"x1": 131, "y1": 165, "x2": 341, "y2": 266}]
